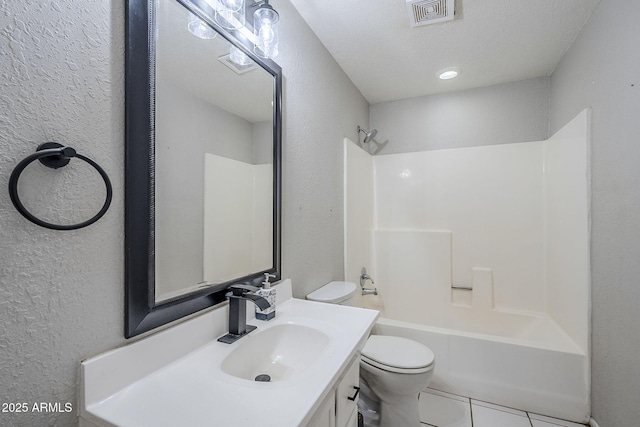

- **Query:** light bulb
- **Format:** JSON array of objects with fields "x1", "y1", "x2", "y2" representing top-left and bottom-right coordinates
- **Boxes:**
[
  {"x1": 253, "y1": 5, "x2": 279, "y2": 59},
  {"x1": 259, "y1": 21, "x2": 275, "y2": 44}
]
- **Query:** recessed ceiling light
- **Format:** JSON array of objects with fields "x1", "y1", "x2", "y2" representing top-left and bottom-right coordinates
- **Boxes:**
[{"x1": 438, "y1": 68, "x2": 460, "y2": 80}]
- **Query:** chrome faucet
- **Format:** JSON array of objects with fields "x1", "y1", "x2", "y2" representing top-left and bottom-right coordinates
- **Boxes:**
[
  {"x1": 217, "y1": 284, "x2": 271, "y2": 344},
  {"x1": 360, "y1": 267, "x2": 378, "y2": 296}
]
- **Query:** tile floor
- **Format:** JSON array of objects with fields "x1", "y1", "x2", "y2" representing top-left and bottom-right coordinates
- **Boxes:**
[{"x1": 418, "y1": 389, "x2": 588, "y2": 427}]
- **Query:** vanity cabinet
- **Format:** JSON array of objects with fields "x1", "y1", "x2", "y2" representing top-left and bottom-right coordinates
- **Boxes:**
[
  {"x1": 308, "y1": 393, "x2": 336, "y2": 427},
  {"x1": 307, "y1": 355, "x2": 360, "y2": 427}
]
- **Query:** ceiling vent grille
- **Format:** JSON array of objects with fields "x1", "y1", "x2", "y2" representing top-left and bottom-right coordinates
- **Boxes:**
[
  {"x1": 217, "y1": 54, "x2": 257, "y2": 75},
  {"x1": 406, "y1": 0, "x2": 455, "y2": 27}
]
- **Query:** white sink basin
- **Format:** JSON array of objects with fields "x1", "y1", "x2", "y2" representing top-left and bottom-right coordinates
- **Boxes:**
[
  {"x1": 80, "y1": 282, "x2": 380, "y2": 427},
  {"x1": 220, "y1": 323, "x2": 330, "y2": 382}
]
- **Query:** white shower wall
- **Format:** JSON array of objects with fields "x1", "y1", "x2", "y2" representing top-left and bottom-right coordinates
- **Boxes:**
[
  {"x1": 345, "y1": 109, "x2": 590, "y2": 350},
  {"x1": 374, "y1": 140, "x2": 545, "y2": 312},
  {"x1": 544, "y1": 110, "x2": 590, "y2": 353},
  {"x1": 203, "y1": 154, "x2": 273, "y2": 284}
]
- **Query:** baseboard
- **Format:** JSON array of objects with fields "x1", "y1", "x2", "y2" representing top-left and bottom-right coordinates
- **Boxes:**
[{"x1": 589, "y1": 417, "x2": 600, "y2": 427}]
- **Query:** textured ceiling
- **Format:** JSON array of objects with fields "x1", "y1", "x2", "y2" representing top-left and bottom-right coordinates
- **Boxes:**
[{"x1": 287, "y1": 0, "x2": 601, "y2": 104}]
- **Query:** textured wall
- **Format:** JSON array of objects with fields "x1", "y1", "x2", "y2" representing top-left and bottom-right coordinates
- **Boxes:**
[
  {"x1": 0, "y1": 1, "x2": 126, "y2": 426},
  {"x1": 0, "y1": 0, "x2": 368, "y2": 425},
  {"x1": 370, "y1": 77, "x2": 550, "y2": 155},
  {"x1": 271, "y1": 0, "x2": 370, "y2": 299},
  {"x1": 549, "y1": 0, "x2": 640, "y2": 425}
]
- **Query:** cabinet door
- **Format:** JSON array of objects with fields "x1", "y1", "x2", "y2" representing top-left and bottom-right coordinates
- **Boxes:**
[
  {"x1": 307, "y1": 392, "x2": 336, "y2": 427},
  {"x1": 336, "y1": 356, "x2": 360, "y2": 427},
  {"x1": 344, "y1": 407, "x2": 358, "y2": 427}
]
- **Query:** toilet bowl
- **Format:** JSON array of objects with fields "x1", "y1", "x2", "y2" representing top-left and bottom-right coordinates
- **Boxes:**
[
  {"x1": 359, "y1": 335, "x2": 434, "y2": 427},
  {"x1": 306, "y1": 281, "x2": 436, "y2": 427}
]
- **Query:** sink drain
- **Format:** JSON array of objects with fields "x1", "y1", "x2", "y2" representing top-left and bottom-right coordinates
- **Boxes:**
[{"x1": 254, "y1": 374, "x2": 271, "y2": 382}]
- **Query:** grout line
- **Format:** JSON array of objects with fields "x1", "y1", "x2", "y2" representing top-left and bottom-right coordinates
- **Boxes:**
[
  {"x1": 530, "y1": 413, "x2": 590, "y2": 427},
  {"x1": 471, "y1": 398, "x2": 528, "y2": 416},
  {"x1": 472, "y1": 403, "x2": 528, "y2": 418},
  {"x1": 423, "y1": 387, "x2": 469, "y2": 403},
  {"x1": 527, "y1": 412, "x2": 534, "y2": 427},
  {"x1": 427, "y1": 386, "x2": 469, "y2": 400},
  {"x1": 469, "y1": 398, "x2": 474, "y2": 427}
]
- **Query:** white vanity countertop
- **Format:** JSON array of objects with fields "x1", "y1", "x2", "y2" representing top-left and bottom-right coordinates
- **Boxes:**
[{"x1": 80, "y1": 280, "x2": 379, "y2": 427}]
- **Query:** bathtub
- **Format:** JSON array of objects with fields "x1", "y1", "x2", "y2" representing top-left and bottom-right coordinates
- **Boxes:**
[{"x1": 367, "y1": 304, "x2": 590, "y2": 424}]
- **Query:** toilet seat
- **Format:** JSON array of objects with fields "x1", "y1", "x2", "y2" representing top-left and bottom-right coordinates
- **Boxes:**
[
  {"x1": 361, "y1": 335, "x2": 435, "y2": 374},
  {"x1": 306, "y1": 281, "x2": 356, "y2": 304}
]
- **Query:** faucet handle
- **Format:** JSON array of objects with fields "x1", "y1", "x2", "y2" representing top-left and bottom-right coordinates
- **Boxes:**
[
  {"x1": 359, "y1": 267, "x2": 375, "y2": 287},
  {"x1": 228, "y1": 284, "x2": 259, "y2": 296}
]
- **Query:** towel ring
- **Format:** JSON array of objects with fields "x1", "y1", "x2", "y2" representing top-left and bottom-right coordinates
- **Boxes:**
[{"x1": 8, "y1": 142, "x2": 113, "y2": 230}]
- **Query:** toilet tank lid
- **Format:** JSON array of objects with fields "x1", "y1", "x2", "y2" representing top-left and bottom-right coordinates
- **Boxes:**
[
  {"x1": 362, "y1": 335, "x2": 435, "y2": 370},
  {"x1": 306, "y1": 281, "x2": 357, "y2": 303}
]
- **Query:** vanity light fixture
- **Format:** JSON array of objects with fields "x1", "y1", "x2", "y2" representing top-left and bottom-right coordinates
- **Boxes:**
[
  {"x1": 438, "y1": 67, "x2": 460, "y2": 80},
  {"x1": 215, "y1": 0, "x2": 246, "y2": 30},
  {"x1": 188, "y1": 13, "x2": 217, "y2": 39},
  {"x1": 252, "y1": 0, "x2": 279, "y2": 59},
  {"x1": 189, "y1": 0, "x2": 281, "y2": 59}
]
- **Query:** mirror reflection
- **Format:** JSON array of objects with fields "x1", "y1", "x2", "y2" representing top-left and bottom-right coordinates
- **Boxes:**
[{"x1": 154, "y1": 0, "x2": 275, "y2": 302}]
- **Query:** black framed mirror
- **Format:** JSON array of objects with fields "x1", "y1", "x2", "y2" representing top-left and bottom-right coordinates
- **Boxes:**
[{"x1": 125, "y1": 0, "x2": 282, "y2": 338}]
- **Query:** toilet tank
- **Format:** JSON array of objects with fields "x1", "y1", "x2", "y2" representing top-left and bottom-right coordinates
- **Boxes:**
[{"x1": 306, "y1": 281, "x2": 357, "y2": 306}]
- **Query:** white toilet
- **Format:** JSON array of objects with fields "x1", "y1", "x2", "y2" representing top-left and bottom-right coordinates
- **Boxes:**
[
  {"x1": 306, "y1": 281, "x2": 358, "y2": 305},
  {"x1": 359, "y1": 335, "x2": 434, "y2": 427},
  {"x1": 307, "y1": 281, "x2": 436, "y2": 427}
]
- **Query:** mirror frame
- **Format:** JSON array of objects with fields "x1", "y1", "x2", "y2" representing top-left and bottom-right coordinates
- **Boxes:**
[{"x1": 125, "y1": 0, "x2": 282, "y2": 338}]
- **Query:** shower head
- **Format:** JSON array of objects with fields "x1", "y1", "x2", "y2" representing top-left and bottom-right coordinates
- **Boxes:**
[{"x1": 357, "y1": 126, "x2": 378, "y2": 144}]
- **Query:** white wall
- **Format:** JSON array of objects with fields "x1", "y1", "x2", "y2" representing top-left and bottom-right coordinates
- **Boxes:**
[
  {"x1": 346, "y1": 113, "x2": 590, "y2": 354},
  {"x1": 252, "y1": 164, "x2": 274, "y2": 271},
  {"x1": 202, "y1": 155, "x2": 272, "y2": 285},
  {"x1": 343, "y1": 139, "x2": 374, "y2": 305},
  {"x1": 374, "y1": 142, "x2": 545, "y2": 312},
  {"x1": 155, "y1": 80, "x2": 255, "y2": 297},
  {"x1": 370, "y1": 77, "x2": 550, "y2": 155},
  {"x1": 252, "y1": 121, "x2": 274, "y2": 165},
  {"x1": 203, "y1": 154, "x2": 254, "y2": 284},
  {"x1": 544, "y1": 110, "x2": 590, "y2": 354},
  {"x1": 0, "y1": 1, "x2": 369, "y2": 425},
  {"x1": 549, "y1": 0, "x2": 640, "y2": 425},
  {"x1": 273, "y1": 0, "x2": 370, "y2": 299}
]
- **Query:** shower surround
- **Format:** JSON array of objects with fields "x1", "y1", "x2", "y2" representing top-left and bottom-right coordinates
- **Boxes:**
[{"x1": 344, "y1": 110, "x2": 590, "y2": 422}]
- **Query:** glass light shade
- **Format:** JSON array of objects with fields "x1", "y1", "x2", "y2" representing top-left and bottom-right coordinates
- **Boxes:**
[
  {"x1": 253, "y1": 5, "x2": 279, "y2": 59},
  {"x1": 215, "y1": 0, "x2": 245, "y2": 30},
  {"x1": 229, "y1": 45, "x2": 252, "y2": 66},
  {"x1": 188, "y1": 13, "x2": 217, "y2": 39}
]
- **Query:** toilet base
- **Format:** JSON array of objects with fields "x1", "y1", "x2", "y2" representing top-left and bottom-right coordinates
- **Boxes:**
[
  {"x1": 359, "y1": 375, "x2": 421, "y2": 427},
  {"x1": 378, "y1": 395, "x2": 420, "y2": 427}
]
